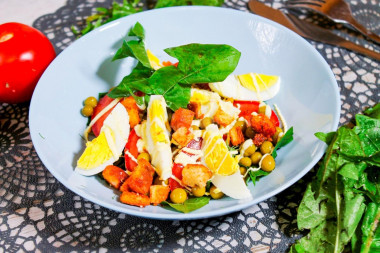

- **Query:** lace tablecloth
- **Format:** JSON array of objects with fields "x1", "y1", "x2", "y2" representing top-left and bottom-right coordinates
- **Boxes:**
[{"x1": 1, "y1": 0, "x2": 379, "y2": 252}]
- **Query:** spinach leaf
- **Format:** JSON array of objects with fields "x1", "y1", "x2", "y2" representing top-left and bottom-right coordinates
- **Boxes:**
[
  {"x1": 108, "y1": 62, "x2": 153, "y2": 98},
  {"x1": 112, "y1": 22, "x2": 151, "y2": 68},
  {"x1": 155, "y1": 0, "x2": 224, "y2": 8},
  {"x1": 164, "y1": 43, "x2": 241, "y2": 84},
  {"x1": 248, "y1": 170, "x2": 269, "y2": 185},
  {"x1": 161, "y1": 197, "x2": 210, "y2": 213},
  {"x1": 272, "y1": 127, "x2": 294, "y2": 159}
]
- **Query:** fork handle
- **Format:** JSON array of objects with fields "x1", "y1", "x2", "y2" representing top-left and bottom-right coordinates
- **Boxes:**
[
  {"x1": 340, "y1": 39, "x2": 380, "y2": 61},
  {"x1": 344, "y1": 14, "x2": 380, "y2": 44}
]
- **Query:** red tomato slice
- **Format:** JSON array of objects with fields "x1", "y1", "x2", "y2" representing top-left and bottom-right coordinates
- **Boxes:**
[
  {"x1": 91, "y1": 95, "x2": 115, "y2": 136},
  {"x1": 233, "y1": 100, "x2": 280, "y2": 127},
  {"x1": 124, "y1": 129, "x2": 139, "y2": 172},
  {"x1": 169, "y1": 163, "x2": 184, "y2": 191}
]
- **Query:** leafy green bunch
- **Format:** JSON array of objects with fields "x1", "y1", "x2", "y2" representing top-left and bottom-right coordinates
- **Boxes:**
[
  {"x1": 291, "y1": 104, "x2": 380, "y2": 253},
  {"x1": 72, "y1": 0, "x2": 224, "y2": 37},
  {"x1": 107, "y1": 22, "x2": 241, "y2": 111}
]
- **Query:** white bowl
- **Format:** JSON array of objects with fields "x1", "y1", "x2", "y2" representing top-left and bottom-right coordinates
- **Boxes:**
[{"x1": 29, "y1": 6, "x2": 340, "y2": 220}]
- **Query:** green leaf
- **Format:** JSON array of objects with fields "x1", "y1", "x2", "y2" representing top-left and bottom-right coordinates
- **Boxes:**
[
  {"x1": 128, "y1": 21, "x2": 145, "y2": 38},
  {"x1": 272, "y1": 127, "x2": 294, "y2": 159},
  {"x1": 161, "y1": 197, "x2": 210, "y2": 213},
  {"x1": 360, "y1": 203, "x2": 380, "y2": 253},
  {"x1": 297, "y1": 184, "x2": 328, "y2": 230},
  {"x1": 163, "y1": 83, "x2": 191, "y2": 111},
  {"x1": 164, "y1": 43, "x2": 240, "y2": 84},
  {"x1": 155, "y1": 0, "x2": 224, "y2": 8},
  {"x1": 354, "y1": 114, "x2": 380, "y2": 157},
  {"x1": 364, "y1": 103, "x2": 380, "y2": 120},
  {"x1": 248, "y1": 170, "x2": 269, "y2": 185},
  {"x1": 108, "y1": 62, "x2": 153, "y2": 98},
  {"x1": 315, "y1": 131, "x2": 336, "y2": 145}
]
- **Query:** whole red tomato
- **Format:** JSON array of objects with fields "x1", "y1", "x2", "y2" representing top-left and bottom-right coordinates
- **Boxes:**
[{"x1": 0, "y1": 22, "x2": 56, "y2": 104}]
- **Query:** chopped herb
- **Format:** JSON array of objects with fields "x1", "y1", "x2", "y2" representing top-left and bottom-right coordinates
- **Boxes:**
[{"x1": 38, "y1": 133, "x2": 45, "y2": 139}]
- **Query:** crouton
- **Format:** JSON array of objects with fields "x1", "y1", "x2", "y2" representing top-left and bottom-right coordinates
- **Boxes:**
[
  {"x1": 182, "y1": 164, "x2": 212, "y2": 188},
  {"x1": 120, "y1": 191, "x2": 150, "y2": 207},
  {"x1": 120, "y1": 96, "x2": 141, "y2": 128},
  {"x1": 213, "y1": 107, "x2": 235, "y2": 127},
  {"x1": 126, "y1": 158, "x2": 154, "y2": 195},
  {"x1": 229, "y1": 126, "x2": 245, "y2": 146},
  {"x1": 172, "y1": 127, "x2": 194, "y2": 146},
  {"x1": 119, "y1": 180, "x2": 130, "y2": 192},
  {"x1": 102, "y1": 165, "x2": 128, "y2": 189},
  {"x1": 187, "y1": 102, "x2": 203, "y2": 119},
  {"x1": 150, "y1": 185, "x2": 170, "y2": 205},
  {"x1": 250, "y1": 114, "x2": 276, "y2": 139},
  {"x1": 170, "y1": 108, "x2": 195, "y2": 131}
]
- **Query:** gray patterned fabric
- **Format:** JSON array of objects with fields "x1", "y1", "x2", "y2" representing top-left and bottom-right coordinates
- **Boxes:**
[{"x1": 0, "y1": 0, "x2": 379, "y2": 252}]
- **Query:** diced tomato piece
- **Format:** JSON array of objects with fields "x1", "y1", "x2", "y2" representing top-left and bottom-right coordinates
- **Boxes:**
[
  {"x1": 169, "y1": 163, "x2": 184, "y2": 191},
  {"x1": 233, "y1": 100, "x2": 280, "y2": 127},
  {"x1": 124, "y1": 129, "x2": 139, "y2": 172},
  {"x1": 91, "y1": 95, "x2": 115, "y2": 136},
  {"x1": 170, "y1": 108, "x2": 195, "y2": 131}
]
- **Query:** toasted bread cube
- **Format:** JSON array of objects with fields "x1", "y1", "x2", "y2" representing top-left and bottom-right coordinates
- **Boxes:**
[
  {"x1": 213, "y1": 107, "x2": 235, "y2": 127},
  {"x1": 170, "y1": 108, "x2": 195, "y2": 131},
  {"x1": 172, "y1": 127, "x2": 194, "y2": 146},
  {"x1": 102, "y1": 165, "x2": 128, "y2": 189},
  {"x1": 182, "y1": 164, "x2": 212, "y2": 188},
  {"x1": 119, "y1": 180, "x2": 130, "y2": 192},
  {"x1": 150, "y1": 185, "x2": 170, "y2": 205},
  {"x1": 120, "y1": 191, "x2": 150, "y2": 207},
  {"x1": 120, "y1": 96, "x2": 141, "y2": 128},
  {"x1": 229, "y1": 126, "x2": 245, "y2": 146},
  {"x1": 126, "y1": 158, "x2": 154, "y2": 195},
  {"x1": 187, "y1": 102, "x2": 203, "y2": 119},
  {"x1": 250, "y1": 114, "x2": 276, "y2": 139}
]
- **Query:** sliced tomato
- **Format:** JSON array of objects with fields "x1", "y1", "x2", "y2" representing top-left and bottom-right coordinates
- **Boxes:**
[
  {"x1": 169, "y1": 163, "x2": 184, "y2": 191},
  {"x1": 124, "y1": 129, "x2": 139, "y2": 172},
  {"x1": 233, "y1": 100, "x2": 280, "y2": 127},
  {"x1": 91, "y1": 95, "x2": 115, "y2": 136}
]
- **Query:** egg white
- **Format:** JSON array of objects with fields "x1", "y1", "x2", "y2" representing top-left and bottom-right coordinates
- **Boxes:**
[
  {"x1": 75, "y1": 103, "x2": 130, "y2": 176},
  {"x1": 209, "y1": 74, "x2": 281, "y2": 101}
]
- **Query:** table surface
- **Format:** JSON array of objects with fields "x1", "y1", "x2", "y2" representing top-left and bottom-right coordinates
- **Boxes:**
[{"x1": 1, "y1": 0, "x2": 379, "y2": 252}]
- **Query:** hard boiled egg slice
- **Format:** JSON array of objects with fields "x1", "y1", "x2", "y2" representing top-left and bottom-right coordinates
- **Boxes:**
[
  {"x1": 209, "y1": 73, "x2": 281, "y2": 101},
  {"x1": 144, "y1": 95, "x2": 172, "y2": 180},
  {"x1": 202, "y1": 124, "x2": 239, "y2": 176},
  {"x1": 211, "y1": 170, "x2": 252, "y2": 200},
  {"x1": 76, "y1": 103, "x2": 130, "y2": 176},
  {"x1": 190, "y1": 88, "x2": 220, "y2": 118}
]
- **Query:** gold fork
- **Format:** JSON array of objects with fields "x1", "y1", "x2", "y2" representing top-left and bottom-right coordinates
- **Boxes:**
[{"x1": 285, "y1": 0, "x2": 380, "y2": 44}]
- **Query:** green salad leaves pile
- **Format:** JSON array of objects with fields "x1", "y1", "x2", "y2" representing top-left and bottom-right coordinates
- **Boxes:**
[
  {"x1": 108, "y1": 22, "x2": 241, "y2": 111},
  {"x1": 291, "y1": 104, "x2": 380, "y2": 253},
  {"x1": 71, "y1": 0, "x2": 224, "y2": 37}
]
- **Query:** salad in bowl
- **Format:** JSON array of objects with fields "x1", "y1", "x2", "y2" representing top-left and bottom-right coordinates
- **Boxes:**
[{"x1": 74, "y1": 22, "x2": 293, "y2": 213}]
